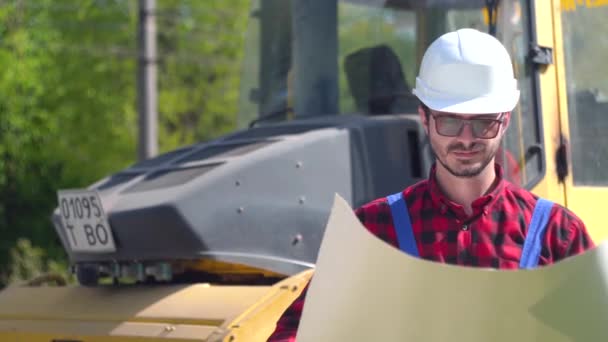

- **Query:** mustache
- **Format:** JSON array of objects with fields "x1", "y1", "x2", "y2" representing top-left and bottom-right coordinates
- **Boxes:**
[{"x1": 447, "y1": 142, "x2": 485, "y2": 153}]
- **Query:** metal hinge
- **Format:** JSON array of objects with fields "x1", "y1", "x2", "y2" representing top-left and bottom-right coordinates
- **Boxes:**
[{"x1": 529, "y1": 44, "x2": 553, "y2": 66}]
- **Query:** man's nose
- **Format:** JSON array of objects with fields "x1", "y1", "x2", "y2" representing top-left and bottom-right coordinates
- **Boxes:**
[{"x1": 457, "y1": 121, "x2": 476, "y2": 141}]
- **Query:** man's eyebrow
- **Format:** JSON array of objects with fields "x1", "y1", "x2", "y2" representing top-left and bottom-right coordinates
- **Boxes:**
[
  {"x1": 470, "y1": 114, "x2": 502, "y2": 119},
  {"x1": 435, "y1": 113, "x2": 501, "y2": 119}
]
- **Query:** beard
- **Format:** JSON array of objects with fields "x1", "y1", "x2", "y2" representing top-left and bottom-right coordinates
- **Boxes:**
[{"x1": 431, "y1": 140, "x2": 499, "y2": 178}]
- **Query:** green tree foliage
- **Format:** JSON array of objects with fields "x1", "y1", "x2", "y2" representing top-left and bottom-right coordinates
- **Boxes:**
[
  {"x1": 0, "y1": 0, "x2": 250, "y2": 286},
  {"x1": 7, "y1": 238, "x2": 74, "y2": 285},
  {"x1": 157, "y1": 0, "x2": 249, "y2": 149}
]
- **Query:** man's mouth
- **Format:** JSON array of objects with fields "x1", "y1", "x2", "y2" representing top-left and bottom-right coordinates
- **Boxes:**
[{"x1": 451, "y1": 149, "x2": 482, "y2": 157}]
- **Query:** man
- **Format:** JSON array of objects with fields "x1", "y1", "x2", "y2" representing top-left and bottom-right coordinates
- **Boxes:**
[{"x1": 267, "y1": 28, "x2": 594, "y2": 341}]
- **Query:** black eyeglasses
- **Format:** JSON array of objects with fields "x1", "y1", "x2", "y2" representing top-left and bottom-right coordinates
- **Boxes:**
[{"x1": 431, "y1": 113, "x2": 505, "y2": 139}]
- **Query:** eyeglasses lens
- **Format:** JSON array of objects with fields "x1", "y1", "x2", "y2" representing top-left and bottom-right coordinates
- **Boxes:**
[{"x1": 434, "y1": 116, "x2": 501, "y2": 139}]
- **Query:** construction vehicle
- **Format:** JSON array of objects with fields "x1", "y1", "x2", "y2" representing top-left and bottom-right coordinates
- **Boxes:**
[{"x1": 1, "y1": 0, "x2": 607, "y2": 341}]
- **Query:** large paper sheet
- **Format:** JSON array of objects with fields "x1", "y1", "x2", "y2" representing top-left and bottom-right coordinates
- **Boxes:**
[{"x1": 296, "y1": 194, "x2": 608, "y2": 342}]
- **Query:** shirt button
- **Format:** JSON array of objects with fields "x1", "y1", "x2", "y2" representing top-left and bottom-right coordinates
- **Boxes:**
[{"x1": 461, "y1": 224, "x2": 469, "y2": 231}]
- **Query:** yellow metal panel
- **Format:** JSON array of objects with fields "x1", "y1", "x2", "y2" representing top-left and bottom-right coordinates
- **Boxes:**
[
  {"x1": 551, "y1": 0, "x2": 608, "y2": 243},
  {"x1": 550, "y1": 0, "x2": 574, "y2": 208},
  {"x1": 0, "y1": 284, "x2": 266, "y2": 341},
  {"x1": 529, "y1": 0, "x2": 608, "y2": 243},
  {"x1": 0, "y1": 332, "x2": 190, "y2": 342},
  {"x1": 0, "y1": 270, "x2": 315, "y2": 342},
  {"x1": 222, "y1": 269, "x2": 314, "y2": 342},
  {"x1": 561, "y1": 0, "x2": 608, "y2": 11},
  {"x1": 529, "y1": 0, "x2": 567, "y2": 206},
  {"x1": 562, "y1": 188, "x2": 608, "y2": 242},
  {"x1": 0, "y1": 320, "x2": 214, "y2": 341},
  {"x1": 0, "y1": 284, "x2": 267, "y2": 325}
]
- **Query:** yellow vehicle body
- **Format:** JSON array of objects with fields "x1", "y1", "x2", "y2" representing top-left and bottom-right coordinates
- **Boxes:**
[
  {"x1": 0, "y1": 270, "x2": 312, "y2": 342},
  {"x1": 531, "y1": 0, "x2": 608, "y2": 243},
  {"x1": 2, "y1": 0, "x2": 608, "y2": 341}
]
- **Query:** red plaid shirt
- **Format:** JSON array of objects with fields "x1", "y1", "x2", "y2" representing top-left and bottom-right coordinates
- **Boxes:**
[{"x1": 267, "y1": 164, "x2": 594, "y2": 341}]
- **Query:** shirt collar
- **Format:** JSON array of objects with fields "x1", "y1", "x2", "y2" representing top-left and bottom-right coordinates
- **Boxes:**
[{"x1": 428, "y1": 163, "x2": 505, "y2": 215}]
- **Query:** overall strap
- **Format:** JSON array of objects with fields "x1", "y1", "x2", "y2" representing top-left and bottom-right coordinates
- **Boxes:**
[
  {"x1": 519, "y1": 198, "x2": 554, "y2": 269},
  {"x1": 386, "y1": 192, "x2": 419, "y2": 257}
]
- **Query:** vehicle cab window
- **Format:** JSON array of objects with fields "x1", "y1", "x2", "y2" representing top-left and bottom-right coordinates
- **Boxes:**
[
  {"x1": 238, "y1": 0, "x2": 543, "y2": 188},
  {"x1": 561, "y1": 3, "x2": 608, "y2": 185}
]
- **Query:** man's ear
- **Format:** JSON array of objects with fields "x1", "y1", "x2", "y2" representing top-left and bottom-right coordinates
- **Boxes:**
[
  {"x1": 418, "y1": 105, "x2": 428, "y2": 128},
  {"x1": 502, "y1": 111, "x2": 512, "y2": 129},
  {"x1": 497, "y1": 112, "x2": 512, "y2": 140}
]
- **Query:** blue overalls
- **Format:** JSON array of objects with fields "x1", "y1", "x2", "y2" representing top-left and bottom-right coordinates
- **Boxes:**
[{"x1": 386, "y1": 192, "x2": 554, "y2": 269}]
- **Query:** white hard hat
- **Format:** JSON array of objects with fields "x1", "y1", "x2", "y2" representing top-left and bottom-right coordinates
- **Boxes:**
[{"x1": 412, "y1": 28, "x2": 520, "y2": 114}]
